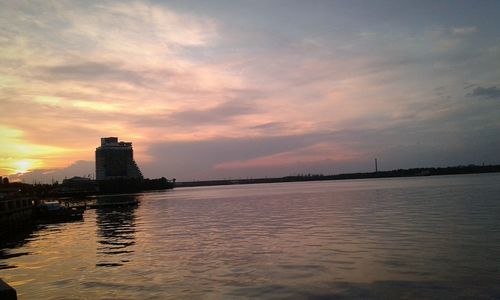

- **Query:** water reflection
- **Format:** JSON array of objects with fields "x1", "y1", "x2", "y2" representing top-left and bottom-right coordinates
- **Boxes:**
[
  {"x1": 95, "y1": 195, "x2": 138, "y2": 268},
  {"x1": 1, "y1": 175, "x2": 500, "y2": 299},
  {"x1": 229, "y1": 279, "x2": 500, "y2": 299},
  {"x1": 0, "y1": 212, "x2": 83, "y2": 270},
  {"x1": 0, "y1": 225, "x2": 36, "y2": 270}
]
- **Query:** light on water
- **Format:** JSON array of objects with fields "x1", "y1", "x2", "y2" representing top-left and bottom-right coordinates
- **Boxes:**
[{"x1": 2, "y1": 174, "x2": 500, "y2": 299}]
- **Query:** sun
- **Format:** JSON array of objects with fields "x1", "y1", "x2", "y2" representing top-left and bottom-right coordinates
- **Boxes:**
[
  {"x1": 14, "y1": 160, "x2": 33, "y2": 174},
  {"x1": 0, "y1": 158, "x2": 45, "y2": 177}
]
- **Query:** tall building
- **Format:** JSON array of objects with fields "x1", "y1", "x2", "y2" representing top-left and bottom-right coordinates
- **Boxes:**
[{"x1": 95, "y1": 137, "x2": 143, "y2": 181}]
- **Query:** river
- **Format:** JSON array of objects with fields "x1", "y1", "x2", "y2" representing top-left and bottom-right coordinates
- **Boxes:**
[{"x1": 1, "y1": 173, "x2": 500, "y2": 299}]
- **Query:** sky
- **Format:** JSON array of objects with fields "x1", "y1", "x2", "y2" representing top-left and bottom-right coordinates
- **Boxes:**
[{"x1": 1, "y1": 0, "x2": 499, "y2": 182}]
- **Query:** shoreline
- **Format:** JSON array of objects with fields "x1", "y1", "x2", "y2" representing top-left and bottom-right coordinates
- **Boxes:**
[{"x1": 175, "y1": 164, "x2": 500, "y2": 188}]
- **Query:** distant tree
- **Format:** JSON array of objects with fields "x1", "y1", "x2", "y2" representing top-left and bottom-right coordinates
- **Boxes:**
[{"x1": 3, "y1": 177, "x2": 9, "y2": 185}]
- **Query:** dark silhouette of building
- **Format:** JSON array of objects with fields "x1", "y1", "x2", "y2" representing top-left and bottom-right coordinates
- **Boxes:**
[
  {"x1": 53, "y1": 176, "x2": 98, "y2": 195},
  {"x1": 95, "y1": 137, "x2": 143, "y2": 181}
]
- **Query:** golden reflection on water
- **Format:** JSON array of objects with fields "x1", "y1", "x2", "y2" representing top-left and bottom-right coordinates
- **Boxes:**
[{"x1": 95, "y1": 196, "x2": 138, "y2": 268}]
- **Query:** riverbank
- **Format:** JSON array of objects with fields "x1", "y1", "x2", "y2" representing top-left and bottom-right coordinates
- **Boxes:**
[{"x1": 176, "y1": 164, "x2": 500, "y2": 187}]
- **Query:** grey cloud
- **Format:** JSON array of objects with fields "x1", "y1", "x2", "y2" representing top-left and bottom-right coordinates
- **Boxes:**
[
  {"x1": 250, "y1": 122, "x2": 286, "y2": 130},
  {"x1": 175, "y1": 100, "x2": 256, "y2": 122},
  {"x1": 468, "y1": 86, "x2": 500, "y2": 99},
  {"x1": 451, "y1": 26, "x2": 477, "y2": 35},
  {"x1": 155, "y1": 132, "x2": 328, "y2": 161},
  {"x1": 463, "y1": 82, "x2": 476, "y2": 89},
  {"x1": 142, "y1": 127, "x2": 412, "y2": 179},
  {"x1": 138, "y1": 129, "x2": 373, "y2": 180},
  {"x1": 135, "y1": 100, "x2": 259, "y2": 127},
  {"x1": 39, "y1": 62, "x2": 146, "y2": 84},
  {"x1": 143, "y1": 131, "x2": 333, "y2": 179}
]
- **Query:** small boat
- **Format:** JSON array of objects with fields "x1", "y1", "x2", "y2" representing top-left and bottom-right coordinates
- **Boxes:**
[
  {"x1": 87, "y1": 198, "x2": 139, "y2": 209},
  {"x1": 35, "y1": 201, "x2": 84, "y2": 221}
]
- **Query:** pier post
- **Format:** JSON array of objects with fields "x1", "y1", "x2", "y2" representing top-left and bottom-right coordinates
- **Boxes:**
[{"x1": 0, "y1": 279, "x2": 17, "y2": 300}]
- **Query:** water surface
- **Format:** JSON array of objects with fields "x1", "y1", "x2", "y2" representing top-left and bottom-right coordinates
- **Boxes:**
[{"x1": 2, "y1": 173, "x2": 500, "y2": 299}]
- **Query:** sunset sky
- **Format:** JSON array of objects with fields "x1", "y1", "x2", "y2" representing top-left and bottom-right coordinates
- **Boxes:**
[{"x1": 1, "y1": 0, "x2": 499, "y2": 182}]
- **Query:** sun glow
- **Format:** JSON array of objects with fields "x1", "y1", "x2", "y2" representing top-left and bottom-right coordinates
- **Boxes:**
[
  {"x1": 0, "y1": 126, "x2": 69, "y2": 176},
  {"x1": 11, "y1": 159, "x2": 43, "y2": 174},
  {"x1": 0, "y1": 158, "x2": 43, "y2": 176},
  {"x1": 14, "y1": 160, "x2": 32, "y2": 174}
]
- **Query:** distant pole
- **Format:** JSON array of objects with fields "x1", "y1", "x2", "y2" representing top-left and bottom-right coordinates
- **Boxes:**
[{"x1": 375, "y1": 158, "x2": 378, "y2": 173}]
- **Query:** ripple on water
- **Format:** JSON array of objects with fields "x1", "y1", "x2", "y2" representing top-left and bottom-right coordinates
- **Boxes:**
[{"x1": 1, "y1": 174, "x2": 500, "y2": 299}]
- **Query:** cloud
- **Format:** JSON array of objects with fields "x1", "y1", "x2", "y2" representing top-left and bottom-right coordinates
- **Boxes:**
[
  {"x1": 213, "y1": 142, "x2": 358, "y2": 171},
  {"x1": 142, "y1": 132, "x2": 335, "y2": 179},
  {"x1": 250, "y1": 122, "x2": 286, "y2": 130},
  {"x1": 135, "y1": 99, "x2": 260, "y2": 128},
  {"x1": 173, "y1": 100, "x2": 258, "y2": 124},
  {"x1": 32, "y1": 96, "x2": 124, "y2": 112},
  {"x1": 10, "y1": 160, "x2": 95, "y2": 183},
  {"x1": 39, "y1": 62, "x2": 146, "y2": 84},
  {"x1": 452, "y1": 26, "x2": 477, "y2": 35},
  {"x1": 95, "y1": 1, "x2": 218, "y2": 47},
  {"x1": 468, "y1": 85, "x2": 500, "y2": 99}
]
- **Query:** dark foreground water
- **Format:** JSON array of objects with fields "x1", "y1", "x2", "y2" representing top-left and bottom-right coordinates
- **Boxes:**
[{"x1": 1, "y1": 173, "x2": 500, "y2": 299}]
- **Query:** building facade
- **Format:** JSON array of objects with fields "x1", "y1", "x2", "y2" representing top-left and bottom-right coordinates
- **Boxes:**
[{"x1": 95, "y1": 137, "x2": 143, "y2": 180}]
